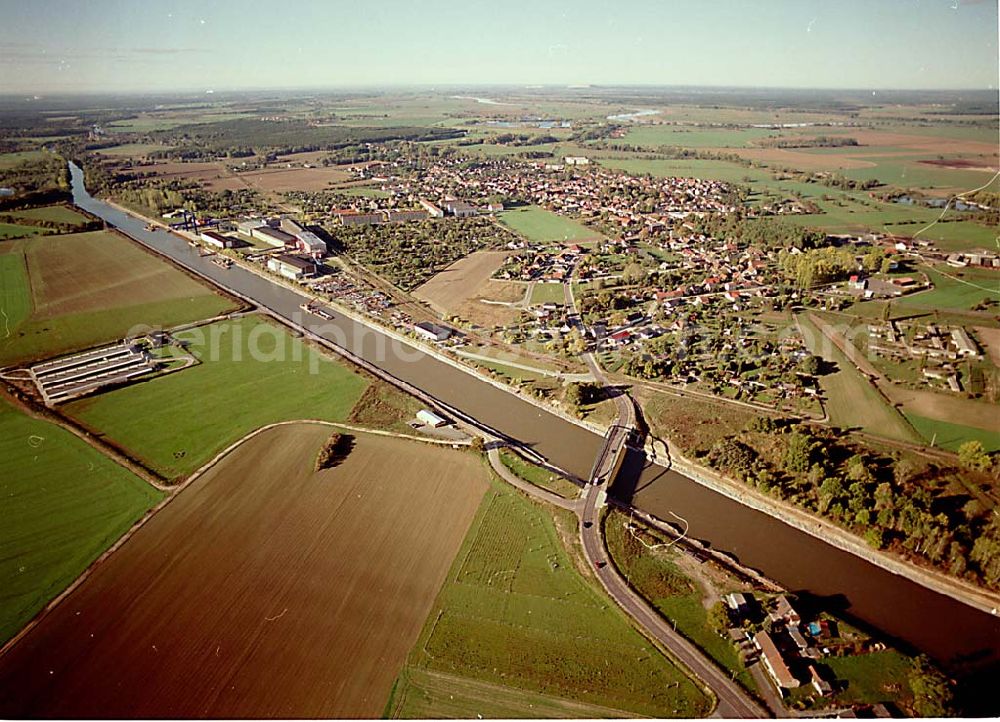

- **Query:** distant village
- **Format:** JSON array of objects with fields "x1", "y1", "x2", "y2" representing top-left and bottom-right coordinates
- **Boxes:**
[{"x1": 164, "y1": 151, "x2": 996, "y2": 414}]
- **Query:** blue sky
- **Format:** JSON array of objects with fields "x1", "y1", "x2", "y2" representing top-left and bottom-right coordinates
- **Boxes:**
[{"x1": 0, "y1": 0, "x2": 997, "y2": 93}]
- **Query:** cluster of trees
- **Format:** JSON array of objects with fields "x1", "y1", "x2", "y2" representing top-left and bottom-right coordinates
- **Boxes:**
[
  {"x1": 335, "y1": 216, "x2": 518, "y2": 291},
  {"x1": 314, "y1": 433, "x2": 355, "y2": 471},
  {"x1": 147, "y1": 119, "x2": 462, "y2": 159},
  {"x1": 564, "y1": 381, "x2": 601, "y2": 415},
  {"x1": 620, "y1": 353, "x2": 671, "y2": 380},
  {"x1": 545, "y1": 327, "x2": 587, "y2": 357},
  {"x1": 756, "y1": 136, "x2": 861, "y2": 149},
  {"x1": 812, "y1": 172, "x2": 881, "y2": 191},
  {"x1": 693, "y1": 214, "x2": 826, "y2": 250},
  {"x1": 779, "y1": 246, "x2": 857, "y2": 288},
  {"x1": 486, "y1": 133, "x2": 559, "y2": 147},
  {"x1": 908, "y1": 655, "x2": 955, "y2": 717},
  {"x1": 699, "y1": 419, "x2": 1000, "y2": 589},
  {"x1": 0, "y1": 155, "x2": 70, "y2": 207},
  {"x1": 0, "y1": 209, "x2": 99, "y2": 234}
]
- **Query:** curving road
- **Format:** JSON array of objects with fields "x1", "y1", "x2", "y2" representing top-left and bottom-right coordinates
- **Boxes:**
[
  {"x1": 564, "y1": 281, "x2": 765, "y2": 718},
  {"x1": 68, "y1": 164, "x2": 1000, "y2": 696}
]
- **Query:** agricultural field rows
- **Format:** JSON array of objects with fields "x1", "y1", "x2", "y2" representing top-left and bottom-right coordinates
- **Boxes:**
[
  {"x1": 0, "y1": 426, "x2": 488, "y2": 717},
  {"x1": 0, "y1": 230, "x2": 237, "y2": 365},
  {"x1": 392, "y1": 483, "x2": 711, "y2": 718},
  {"x1": 0, "y1": 399, "x2": 162, "y2": 646}
]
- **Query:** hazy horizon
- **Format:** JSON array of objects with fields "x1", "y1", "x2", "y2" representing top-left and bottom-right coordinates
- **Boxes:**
[{"x1": 1, "y1": 0, "x2": 998, "y2": 94}]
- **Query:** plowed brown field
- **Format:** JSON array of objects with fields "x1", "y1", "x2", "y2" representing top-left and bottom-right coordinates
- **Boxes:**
[{"x1": 0, "y1": 424, "x2": 488, "y2": 718}]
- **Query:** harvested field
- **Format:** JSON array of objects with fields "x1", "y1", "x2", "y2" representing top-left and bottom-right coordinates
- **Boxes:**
[
  {"x1": 27, "y1": 230, "x2": 220, "y2": 318},
  {"x1": 888, "y1": 386, "x2": 1000, "y2": 436},
  {"x1": 0, "y1": 425, "x2": 489, "y2": 718},
  {"x1": 834, "y1": 128, "x2": 1000, "y2": 156},
  {"x1": 714, "y1": 147, "x2": 876, "y2": 170},
  {"x1": 413, "y1": 250, "x2": 510, "y2": 314},
  {"x1": 0, "y1": 230, "x2": 238, "y2": 365},
  {"x1": 137, "y1": 160, "x2": 248, "y2": 192},
  {"x1": 134, "y1": 159, "x2": 351, "y2": 194},
  {"x1": 975, "y1": 326, "x2": 1000, "y2": 367},
  {"x1": 919, "y1": 158, "x2": 999, "y2": 171},
  {"x1": 235, "y1": 165, "x2": 351, "y2": 192},
  {"x1": 451, "y1": 281, "x2": 525, "y2": 327},
  {"x1": 413, "y1": 250, "x2": 525, "y2": 326}
]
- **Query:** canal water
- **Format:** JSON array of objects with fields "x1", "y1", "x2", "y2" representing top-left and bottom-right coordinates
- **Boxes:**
[{"x1": 70, "y1": 164, "x2": 1000, "y2": 671}]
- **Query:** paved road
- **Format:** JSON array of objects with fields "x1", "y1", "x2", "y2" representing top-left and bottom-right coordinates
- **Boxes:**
[
  {"x1": 563, "y1": 281, "x2": 765, "y2": 718},
  {"x1": 579, "y1": 486, "x2": 764, "y2": 718}
]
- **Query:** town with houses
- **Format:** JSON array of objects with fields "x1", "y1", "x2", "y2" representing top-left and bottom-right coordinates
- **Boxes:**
[{"x1": 158, "y1": 149, "x2": 998, "y2": 423}]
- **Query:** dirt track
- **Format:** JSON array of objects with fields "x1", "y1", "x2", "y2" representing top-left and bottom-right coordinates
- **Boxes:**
[{"x1": 0, "y1": 425, "x2": 488, "y2": 718}]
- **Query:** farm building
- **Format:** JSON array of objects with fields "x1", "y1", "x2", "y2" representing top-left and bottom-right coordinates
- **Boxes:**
[
  {"x1": 267, "y1": 254, "x2": 318, "y2": 280},
  {"x1": 200, "y1": 230, "x2": 234, "y2": 249},
  {"x1": 413, "y1": 321, "x2": 453, "y2": 342},
  {"x1": 951, "y1": 327, "x2": 980, "y2": 357},
  {"x1": 564, "y1": 156, "x2": 590, "y2": 165},
  {"x1": 416, "y1": 409, "x2": 448, "y2": 427},
  {"x1": 31, "y1": 342, "x2": 156, "y2": 405}
]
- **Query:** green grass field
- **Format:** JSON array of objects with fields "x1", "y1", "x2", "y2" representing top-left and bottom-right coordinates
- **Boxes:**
[
  {"x1": 0, "y1": 251, "x2": 32, "y2": 338},
  {"x1": 0, "y1": 150, "x2": 48, "y2": 169},
  {"x1": 387, "y1": 667, "x2": 631, "y2": 719},
  {"x1": 904, "y1": 413, "x2": 1000, "y2": 453},
  {"x1": 0, "y1": 230, "x2": 237, "y2": 365},
  {"x1": 798, "y1": 316, "x2": 919, "y2": 443},
  {"x1": 843, "y1": 159, "x2": 999, "y2": 195},
  {"x1": 105, "y1": 113, "x2": 253, "y2": 133},
  {"x1": 389, "y1": 481, "x2": 711, "y2": 718},
  {"x1": 66, "y1": 316, "x2": 369, "y2": 480},
  {"x1": 620, "y1": 125, "x2": 778, "y2": 149},
  {"x1": 94, "y1": 143, "x2": 174, "y2": 157},
  {"x1": 823, "y1": 650, "x2": 913, "y2": 707},
  {"x1": 603, "y1": 511, "x2": 756, "y2": 696},
  {"x1": 500, "y1": 205, "x2": 601, "y2": 242},
  {"x1": 474, "y1": 358, "x2": 548, "y2": 382},
  {"x1": 529, "y1": 280, "x2": 567, "y2": 305},
  {"x1": 899, "y1": 265, "x2": 1000, "y2": 311},
  {"x1": 0, "y1": 399, "x2": 163, "y2": 645},
  {"x1": 6, "y1": 204, "x2": 90, "y2": 225},
  {"x1": 0, "y1": 223, "x2": 51, "y2": 239},
  {"x1": 498, "y1": 448, "x2": 580, "y2": 499},
  {"x1": 597, "y1": 157, "x2": 771, "y2": 184}
]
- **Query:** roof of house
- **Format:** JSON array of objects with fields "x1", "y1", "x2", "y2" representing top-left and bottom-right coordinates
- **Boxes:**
[{"x1": 754, "y1": 631, "x2": 798, "y2": 688}]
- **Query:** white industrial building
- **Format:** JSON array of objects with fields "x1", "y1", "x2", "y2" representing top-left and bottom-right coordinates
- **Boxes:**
[{"x1": 267, "y1": 254, "x2": 318, "y2": 280}]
